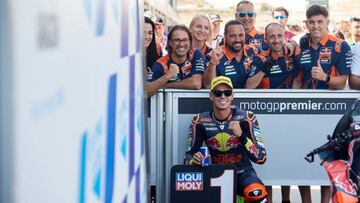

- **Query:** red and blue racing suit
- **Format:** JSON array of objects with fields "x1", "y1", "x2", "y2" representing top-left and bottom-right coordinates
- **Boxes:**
[{"x1": 184, "y1": 106, "x2": 267, "y2": 202}]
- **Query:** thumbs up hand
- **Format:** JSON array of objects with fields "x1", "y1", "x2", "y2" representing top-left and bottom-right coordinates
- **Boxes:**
[{"x1": 311, "y1": 59, "x2": 327, "y2": 81}]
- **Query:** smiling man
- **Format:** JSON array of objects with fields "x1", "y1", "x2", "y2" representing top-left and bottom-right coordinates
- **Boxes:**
[
  {"x1": 235, "y1": 0, "x2": 269, "y2": 52},
  {"x1": 147, "y1": 25, "x2": 205, "y2": 97},
  {"x1": 292, "y1": 5, "x2": 352, "y2": 202},
  {"x1": 292, "y1": 4, "x2": 352, "y2": 90},
  {"x1": 184, "y1": 76, "x2": 267, "y2": 203},
  {"x1": 203, "y1": 20, "x2": 265, "y2": 89},
  {"x1": 249, "y1": 23, "x2": 300, "y2": 89}
]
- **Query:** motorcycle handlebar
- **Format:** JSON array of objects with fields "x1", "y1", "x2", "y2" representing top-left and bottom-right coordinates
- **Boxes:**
[{"x1": 304, "y1": 134, "x2": 350, "y2": 163}]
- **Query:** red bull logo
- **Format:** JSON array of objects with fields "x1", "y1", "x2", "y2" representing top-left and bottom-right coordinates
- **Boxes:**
[
  {"x1": 249, "y1": 38, "x2": 262, "y2": 50},
  {"x1": 321, "y1": 47, "x2": 332, "y2": 55},
  {"x1": 244, "y1": 56, "x2": 254, "y2": 70},
  {"x1": 206, "y1": 132, "x2": 240, "y2": 152},
  {"x1": 320, "y1": 47, "x2": 332, "y2": 64},
  {"x1": 181, "y1": 61, "x2": 192, "y2": 77}
]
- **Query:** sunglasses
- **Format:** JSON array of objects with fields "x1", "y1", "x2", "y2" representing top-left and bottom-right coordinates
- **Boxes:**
[
  {"x1": 237, "y1": 11, "x2": 255, "y2": 18},
  {"x1": 212, "y1": 89, "x2": 233, "y2": 97},
  {"x1": 274, "y1": 15, "x2": 286, "y2": 20}
]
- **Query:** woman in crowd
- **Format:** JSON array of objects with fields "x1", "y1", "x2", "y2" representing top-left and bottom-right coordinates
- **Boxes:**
[
  {"x1": 144, "y1": 17, "x2": 161, "y2": 73},
  {"x1": 189, "y1": 14, "x2": 213, "y2": 57}
]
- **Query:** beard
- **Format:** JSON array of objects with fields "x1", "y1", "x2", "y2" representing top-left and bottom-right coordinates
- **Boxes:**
[
  {"x1": 173, "y1": 45, "x2": 189, "y2": 57},
  {"x1": 226, "y1": 41, "x2": 244, "y2": 53}
]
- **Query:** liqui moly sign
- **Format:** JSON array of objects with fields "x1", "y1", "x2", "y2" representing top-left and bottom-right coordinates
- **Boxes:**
[{"x1": 175, "y1": 172, "x2": 204, "y2": 191}]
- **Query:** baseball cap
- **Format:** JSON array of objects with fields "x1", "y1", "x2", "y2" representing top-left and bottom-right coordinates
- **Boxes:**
[
  {"x1": 152, "y1": 16, "x2": 164, "y2": 25},
  {"x1": 211, "y1": 76, "x2": 233, "y2": 90},
  {"x1": 209, "y1": 14, "x2": 223, "y2": 23}
]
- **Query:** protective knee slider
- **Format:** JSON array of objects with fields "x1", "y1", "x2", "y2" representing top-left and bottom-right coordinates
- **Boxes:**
[{"x1": 243, "y1": 183, "x2": 267, "y2": 202}]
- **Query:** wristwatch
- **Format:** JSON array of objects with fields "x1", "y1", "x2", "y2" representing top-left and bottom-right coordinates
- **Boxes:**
[{"x1": 325, "y1": 74, "x2": 331, "y2": 83}]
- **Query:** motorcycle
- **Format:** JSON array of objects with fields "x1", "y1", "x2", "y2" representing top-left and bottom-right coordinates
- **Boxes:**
[{"x1": 305, "y1": 99, "x2": 360, "y2": 203}]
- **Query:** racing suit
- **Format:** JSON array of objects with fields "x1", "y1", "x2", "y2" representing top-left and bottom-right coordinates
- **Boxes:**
[{"x1": 184, "y1": 106, "x2": 267, "y2": 202}]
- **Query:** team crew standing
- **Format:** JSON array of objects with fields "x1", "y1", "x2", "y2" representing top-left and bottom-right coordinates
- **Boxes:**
[
  {"x1": 235, "y1": 0, "x2": 269, "y2": 52},
  {"x1": 203, "y1": 20, "x2": 265, "y2": 89},
  {"x1": 250, "y1": 23, "x2": 301, "y2": 89},
  {"x1": 147, "y1": 25, "x2": 205, "y2": 96},
  {"x1": 293, "y1": 5, "x2": 352, "y2": 90}
]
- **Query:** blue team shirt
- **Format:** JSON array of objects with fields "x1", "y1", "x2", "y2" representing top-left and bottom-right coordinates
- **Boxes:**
[
  {"x1": 213, "y1": 45, "x2": 264, "y2": 88},
  {"x1": 296, "y1": 33, "x2": 352, "y2": 89},
  {"x1": 246, "y1": 27, "x2": 269, "y2": 52},
  {"x1": 147, "y1": 49, "x2": 205, "y2": 82},
  {"x1": 258, "y1": 48, "x2": 300, "y2": 89},
  {"x1": 192, "y1": 44, "x2": 213, "y2": 67}
]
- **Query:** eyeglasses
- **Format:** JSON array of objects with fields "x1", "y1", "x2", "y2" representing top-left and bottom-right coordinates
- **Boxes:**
[
  {"x1": 274, "y1": 15, "x2": 286, "y2": 20},
  {"x1": 237, "y1": 11, "x2": 255, "y2": 18},
  {"x1": 171, "y1": 38, "x2": 190, "y2": 45},
  {"x1": 212, "y1": 89, "x2": 233, "y2": 97}
]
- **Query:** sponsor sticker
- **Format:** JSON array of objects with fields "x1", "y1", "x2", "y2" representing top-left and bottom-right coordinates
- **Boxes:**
[{"x1": 175, "y1": 172, "x2": 203, "y2": 191}]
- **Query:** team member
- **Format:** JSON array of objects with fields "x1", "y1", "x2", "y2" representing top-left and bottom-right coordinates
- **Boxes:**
[
  {"x1": 272, "y1": 7, "x2": 295, "y2": 41},
  {"x1": 147, "y1": 25, "x2": 205, "y2": 97},
  {"x1": 292, "y1": 4, "x2": 351, "y2": 90},
  {"x1": 203, "y1": 20, "x2": 264, "y2": 89},
  {"x1": 189, "y1": 14, "x2": 213, "y2": 66},
  {"x1": 184, "y1": 76, "x2": 267, "y2": 203},
  {"x1": 292, "y1": 4, "x2": 352, "y2": 203},
  {"x1": 235, "y1": 0, "x2": 268, "y2": 52},
  {"x1": 233, "y1": 0, "x2": 297, "y2": 58},
  {"x1": 189, "y1": 14, "x2": 212, "y2": 54},
  {"x1": 250, "y1": 23, "x2": 300, "y2": 89}
]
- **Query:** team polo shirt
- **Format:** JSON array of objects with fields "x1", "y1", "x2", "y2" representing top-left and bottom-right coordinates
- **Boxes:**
[
  {"x1": 147, "y1": 49, "x2": 205, "y2": 82},
  {"x1": 246, "y1": 27, "x2": 269, "y2": 52},
  {"x1": 296, "y1": 33, "x2": 352, "y2": 89},
  {"x1": 200, "y1": 44, "x2": 213, "y2": 56},
  {"x1": 258, "y1": 48, "x2": 300, "y2": 89},
  {"x1": 192, "y1": 44, "x2": 213, "y2": 67},
  {"x1": 214, "y1": 45, "x2": 264, "y2": 88}
]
